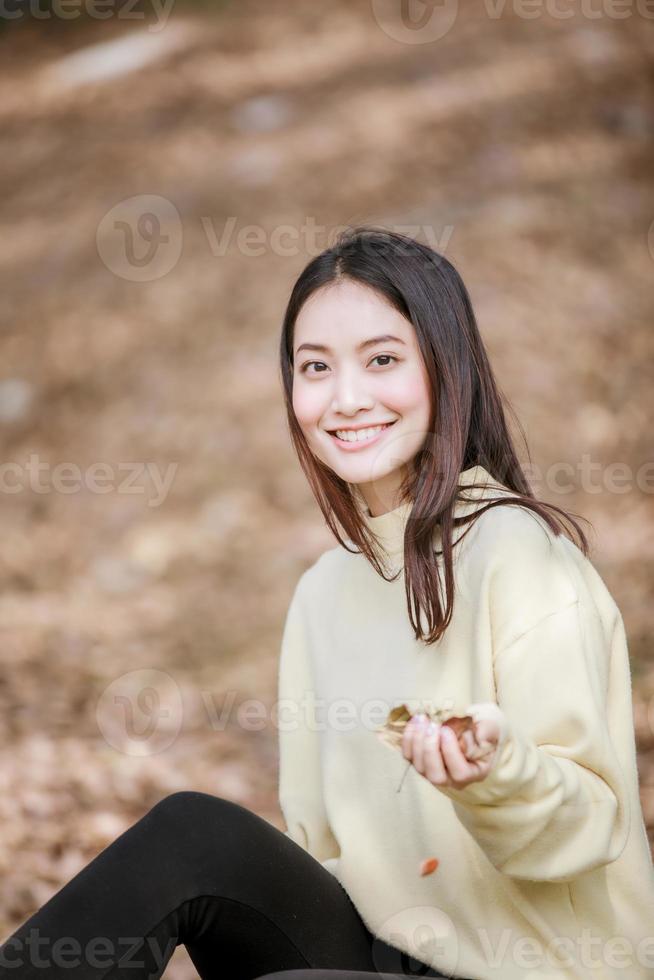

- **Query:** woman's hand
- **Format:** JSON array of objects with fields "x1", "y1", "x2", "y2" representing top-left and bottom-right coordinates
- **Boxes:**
[{"x1": 402, "y1": 706, "x2": 502, "y2": 790}]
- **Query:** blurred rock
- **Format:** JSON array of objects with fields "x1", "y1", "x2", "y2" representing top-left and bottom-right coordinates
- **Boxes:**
[
  {"x1": 91, "y1": 556, "x2": 149, "y2": 594},
  {"x1": 575, "y1": 402, "x2": 619, "y2": 448},
  {"x1": 0, "y1": 378, "x2": 34, "y2": 423},
  {"x1": 43, "y1": 23, "x2": 200, "y2": 88},
  {"x1": 230, "y1": 94, "x2": 295, "y2": 133},
  {"x1": 127, "y1": 524, "x2": 185, "y2": 576},
  {"x1": 225, "y1": 146, "x2": 285, "y2": 186}
]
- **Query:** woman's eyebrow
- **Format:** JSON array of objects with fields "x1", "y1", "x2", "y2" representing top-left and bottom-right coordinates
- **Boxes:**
[{"x1": 296, "y1": 334, "x2": 406, "y2": 355}]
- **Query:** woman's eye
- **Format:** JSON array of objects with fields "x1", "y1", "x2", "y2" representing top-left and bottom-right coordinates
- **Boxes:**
[
  {"x1": 300, "y1": 361, "x2": 328, "y2": 374},
  {"x1": 300, "y1": 354, "x2": 397, "y2": 375},
  {"x1": 371, "y1": 354, "x2": 397, "y2": 367}
]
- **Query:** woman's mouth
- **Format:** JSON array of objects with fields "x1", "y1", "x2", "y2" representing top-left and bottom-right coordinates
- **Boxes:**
[{"x1": 327, "y1": 420, "x2": 398, "y2": 451}]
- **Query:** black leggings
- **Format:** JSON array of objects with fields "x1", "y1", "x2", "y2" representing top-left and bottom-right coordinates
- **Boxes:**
[{"x1": 0, "y1": 791, "x2": 458, "y2": 980}]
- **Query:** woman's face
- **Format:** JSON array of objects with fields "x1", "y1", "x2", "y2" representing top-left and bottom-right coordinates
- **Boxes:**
[{"x1": 291, "y1": 279, "x2": 432, "y2": 516}]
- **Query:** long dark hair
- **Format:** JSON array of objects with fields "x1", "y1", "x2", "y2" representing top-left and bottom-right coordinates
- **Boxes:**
[{"x1": 278, "y1": 226, "x2": 590, "y2": 645}]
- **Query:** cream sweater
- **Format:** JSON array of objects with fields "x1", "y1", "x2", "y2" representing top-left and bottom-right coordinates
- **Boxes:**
[{"x1": 277, "y1": 464, "x2": 654, "y2": 980}]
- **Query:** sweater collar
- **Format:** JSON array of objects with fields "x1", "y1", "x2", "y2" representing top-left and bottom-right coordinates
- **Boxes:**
[{"x1": 358, "y1": 464, "x2": 510, "y2": 561}]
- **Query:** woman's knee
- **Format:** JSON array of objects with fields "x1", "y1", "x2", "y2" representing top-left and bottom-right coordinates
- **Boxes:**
[
  {"x1": 148, "y1": 790, "x2": 235, "y2": 823},
  {"x1": 146, "y1": 790, "x2": 258, "y2": 836}
]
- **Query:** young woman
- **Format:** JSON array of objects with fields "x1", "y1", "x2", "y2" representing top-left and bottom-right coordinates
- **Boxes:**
[{"x1": 1, "y1": 227, "x2": 652, "y2": 980}]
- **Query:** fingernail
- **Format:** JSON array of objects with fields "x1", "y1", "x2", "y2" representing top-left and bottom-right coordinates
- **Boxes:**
[{"x1": 427, "y1": 721, "x2": 437, "y2": 735}]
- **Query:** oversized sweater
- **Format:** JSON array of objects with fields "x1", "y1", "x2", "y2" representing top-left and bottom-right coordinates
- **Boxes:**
[{"x1": 277, "y1": 464, "x2": 654, "y2": 980}]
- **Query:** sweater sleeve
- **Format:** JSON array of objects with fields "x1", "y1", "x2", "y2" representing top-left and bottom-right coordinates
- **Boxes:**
[
  {"x1": 435, "y1": 595, "x2": 632, "y2": 883},
  {"x1": 277, "y1": 575, "x2": 341, "y2": 868}
]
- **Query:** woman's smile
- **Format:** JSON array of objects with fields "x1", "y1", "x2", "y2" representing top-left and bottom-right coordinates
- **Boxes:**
[{"x1": 326, "y1": 419, "x2": 397, "y2": 451}]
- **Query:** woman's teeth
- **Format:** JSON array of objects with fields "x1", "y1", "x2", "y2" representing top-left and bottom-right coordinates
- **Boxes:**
[{"x1": 333, "y1": 423, "x2": 392, "y2": 443}]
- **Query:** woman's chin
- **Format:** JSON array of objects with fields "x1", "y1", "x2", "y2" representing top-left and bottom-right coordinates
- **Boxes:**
[
  {"x1": 308, "y1": 436, "x2": 409, "y2": 488},
  {"x1": 331, "y1": 463, "x2": 406, "y2": 494}
]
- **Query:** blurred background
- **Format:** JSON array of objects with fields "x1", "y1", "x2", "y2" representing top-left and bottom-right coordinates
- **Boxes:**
[{"x1": 0, "y1": 1, "x2": 652, "y2": 976}]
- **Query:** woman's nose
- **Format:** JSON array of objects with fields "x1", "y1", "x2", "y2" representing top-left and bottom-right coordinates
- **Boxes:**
[{"x1": 330, "y1": 370, "x2": 375, "y2": 415}]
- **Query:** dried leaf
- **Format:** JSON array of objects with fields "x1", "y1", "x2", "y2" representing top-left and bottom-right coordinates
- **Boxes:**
[
  {"x1": 375, "y1": 704, "x2": 413, "y2": 750},
  {"x1": 376, "y1": 702, "x2": 497, "y2": 763}
]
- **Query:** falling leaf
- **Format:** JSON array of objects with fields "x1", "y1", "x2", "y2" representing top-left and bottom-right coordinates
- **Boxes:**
[{"x1": 419, "y1": 856, "x2": 439, "y2": 876}]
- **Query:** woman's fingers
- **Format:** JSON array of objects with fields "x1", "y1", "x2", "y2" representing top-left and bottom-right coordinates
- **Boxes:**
[
  {"x1": 403, "y1": 715, "x2": 448, "y2": 783},
  {"x1": 402, "y1": 713, "x2": 427, "y2": 771},
  {"x1": 439, "y1": 725, "x2": 476, "y2": 783},
  {"x1": 460, "y1": 728, "x2": 478, "y2": 757},
  {"x1": 423, "y1": 722, "x2": 448, "y2": 785},
  {"x1": 401, "y1": 712, "x2": 496, "y2": 789}
]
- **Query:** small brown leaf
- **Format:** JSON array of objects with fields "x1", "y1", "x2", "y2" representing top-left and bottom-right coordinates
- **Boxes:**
[
  {"x1": 376, "y1": 703, "x2": 496, "y2": 763},
  {"x1": 419, "y1": 856, "x2": 439, "y2": 876},
  {"x1": 375, "y1": 704, "x2": 412, "y2": 750}
]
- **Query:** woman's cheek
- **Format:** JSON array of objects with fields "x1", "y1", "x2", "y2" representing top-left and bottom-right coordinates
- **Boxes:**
[
  {"x1": 292, "y1": 387, "x2": 326, "y2": 437},
  {"x1": 376, "y1": 375, "x2": 418, "y2": 417},
  {"x1": 401, "y1": 367, "x2": 430, "y2": 410}
]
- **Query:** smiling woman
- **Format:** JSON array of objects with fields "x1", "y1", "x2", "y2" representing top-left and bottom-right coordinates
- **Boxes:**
[{"x1": 273, "y1": 225, "x2": 654, "y2": 980}]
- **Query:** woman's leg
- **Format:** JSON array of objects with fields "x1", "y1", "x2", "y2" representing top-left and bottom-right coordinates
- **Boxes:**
[
  {"x1": 0, "y1": 791, "x2": 391, "y2": 980},
  {"x1": 255, "y1": 973, "x2": 457, "y2": 980}
]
